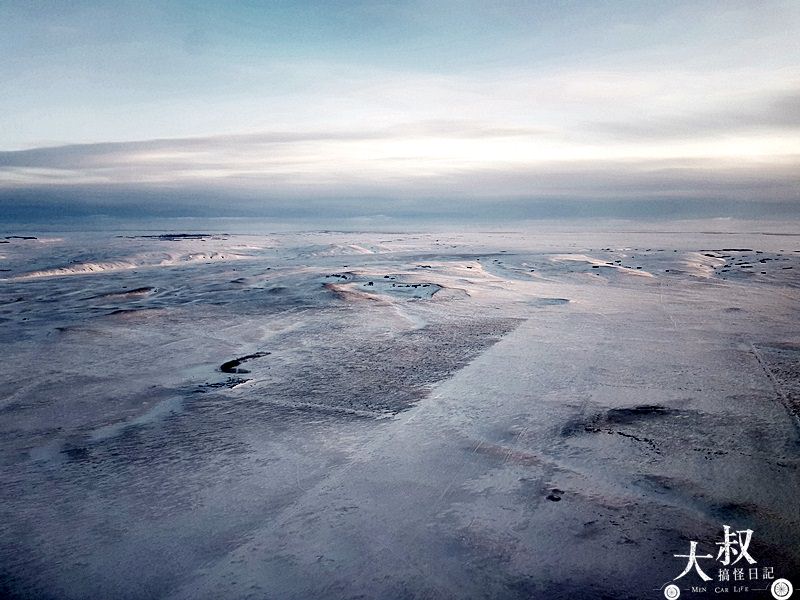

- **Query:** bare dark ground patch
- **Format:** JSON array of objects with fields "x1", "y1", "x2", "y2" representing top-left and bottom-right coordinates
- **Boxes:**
[
  {"x1": 560, "y1": 404, "x2": 680, "y2": 453},
  {"x1": 219, "y1": 351, "x2": 270, "y2": 373},
  {"x1": 258, "y1": 317, "x2": 524, "y2": 414}
]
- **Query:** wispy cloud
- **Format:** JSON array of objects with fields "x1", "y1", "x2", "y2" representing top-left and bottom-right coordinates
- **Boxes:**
[
  {"x1": 1, "y1": 82, "x2": 797, "y2": 201},
  {"x1": 586, "y1": 89, "x2": 800, "y2": 141},
  {"x1": 1, "y1": 1, "x2": 798, "y2": 219}
]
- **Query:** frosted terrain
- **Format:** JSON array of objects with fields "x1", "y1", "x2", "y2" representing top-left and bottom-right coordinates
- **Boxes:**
[{"x1": 1, "y1": 226, "x2": 799, "y2": 599}]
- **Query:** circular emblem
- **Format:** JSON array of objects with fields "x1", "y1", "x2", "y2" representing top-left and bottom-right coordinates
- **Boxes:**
[
  {"x1": 664, "y1": 584, "x2": 681, "y2": 599},
  {"x1": 772, "y1": 579, "x2": 794, "y2": 599}
]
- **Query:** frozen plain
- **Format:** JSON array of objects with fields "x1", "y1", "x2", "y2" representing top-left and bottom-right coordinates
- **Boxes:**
[{"x1": 1, "y1": 224, "x2": 799, "y2": 599}]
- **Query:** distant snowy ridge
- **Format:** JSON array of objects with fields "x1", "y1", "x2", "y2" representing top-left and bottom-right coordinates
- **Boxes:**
[{"x1": 7, "y1": 251, "x2": 249, "y2": 280}]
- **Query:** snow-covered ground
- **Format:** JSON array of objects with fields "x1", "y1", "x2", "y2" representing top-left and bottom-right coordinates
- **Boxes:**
[{"x1": 1, "y1": 226, "x2": 799, "y2": 599}]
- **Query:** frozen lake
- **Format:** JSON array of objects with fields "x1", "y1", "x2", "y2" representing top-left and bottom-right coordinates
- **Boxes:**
[{"x1": 1, "y1": 226, "x2": 799, "y2": 599}]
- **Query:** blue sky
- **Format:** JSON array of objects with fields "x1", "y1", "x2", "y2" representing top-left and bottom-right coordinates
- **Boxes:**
[{"x1": 1, "y1": 1, "x2": 799, "y2": 219}]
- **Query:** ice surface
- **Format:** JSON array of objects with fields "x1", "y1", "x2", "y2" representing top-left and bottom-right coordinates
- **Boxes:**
[{"x1": 1, "y1": 226, "x2": 799, "y2": 599}]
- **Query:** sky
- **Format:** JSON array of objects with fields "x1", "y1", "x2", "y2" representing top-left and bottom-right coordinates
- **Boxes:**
[{"x1": 1, "y1": 0, "x2": 799, "y2": 221}]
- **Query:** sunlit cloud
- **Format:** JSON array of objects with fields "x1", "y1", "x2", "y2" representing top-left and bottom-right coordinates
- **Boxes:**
[{"x1": 0, "y1": 1, "x2": 798, "y2": 218}]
